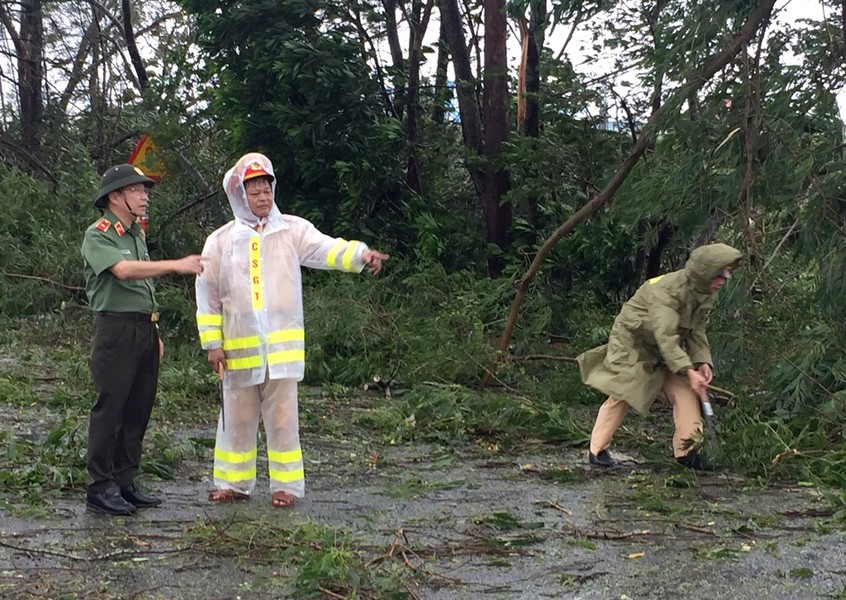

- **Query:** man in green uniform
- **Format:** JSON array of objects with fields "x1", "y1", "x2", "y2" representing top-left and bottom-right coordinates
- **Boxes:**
[
  {"x1": 578, "y1": 243, "x2": 742, "y2": 470},
  {"x1": 82, "y1": 164, "x2": 204, "y2": 515}
]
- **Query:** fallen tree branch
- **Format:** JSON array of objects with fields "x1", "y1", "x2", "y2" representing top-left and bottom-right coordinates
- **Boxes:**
[
  {"x1": 0, "y1": 271, "x2": 84, "y2": 293},
  {"x1": 508, "y1": 354, "x2": 578, "y2": 363}
]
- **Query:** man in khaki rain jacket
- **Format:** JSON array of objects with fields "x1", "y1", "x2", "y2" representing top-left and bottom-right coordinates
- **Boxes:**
[
  {"x1": 196, "y1": 152, "x2": 388, "y2": 508},
  {"x1": 578, "y1": 243, "x2": 742, "y2": 470}
]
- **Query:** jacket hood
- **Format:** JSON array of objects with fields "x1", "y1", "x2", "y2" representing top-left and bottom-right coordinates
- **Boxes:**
[
  {"x1": 685, "y1": 243, "x2": 743, "y2": 293},
  {"x1": 222, "y1": 152, "x2": 284, "y2": 227}
]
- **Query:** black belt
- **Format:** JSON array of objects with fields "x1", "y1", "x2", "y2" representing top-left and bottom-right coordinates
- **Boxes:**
[{"x1": 96, "y1": 311, "x2": 159, "y2": 323}]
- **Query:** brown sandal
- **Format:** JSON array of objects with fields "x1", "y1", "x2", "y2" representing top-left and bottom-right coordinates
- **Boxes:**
[
  {"x1": 271, "y1": 491, "x2": 295, "y2": 508},
  {"x1": 208, "y1": 488, "x2": 250, "y2": 503}
]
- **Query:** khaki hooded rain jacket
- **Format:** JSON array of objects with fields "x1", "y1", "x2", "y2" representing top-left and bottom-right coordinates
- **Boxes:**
[{"x1": 577, "y1": 243, "x2": 742, "y2": 414}]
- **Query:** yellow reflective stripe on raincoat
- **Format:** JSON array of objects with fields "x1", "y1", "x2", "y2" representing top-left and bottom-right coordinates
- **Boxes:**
[
  {"x1": 267, "y1": 329, "x2": 305, "y2": 344},
  {"x1": 200, "y1": 329, "x2": 223, "y2": 345},
  {"x1": 269, "y1": 467, "x2": 305, "y2": 483},
  {"x1": 227, "y1": 355, "x2": 264, "y2": 370},
  {"x1": 197, "y1": 314, "x2": 223, "y2": 326},
  {"x1": 326, "y1": 240, "x2": 345, "y2": 267},
  {"x1": 215, "y1": 447, "x2": 258, "y2": 463},
  {"x1": 222, "y1": 335, "x2": 261, "y2": 351},
  {"x1": 214, "y1": 466, "x2": 257, "y2": 482},
  {"x1": 648, "y1": 275, "x2": 664, "y2": 284},
  {"x1": 268, "y1": 349, "x2": 305, "y2": 365},
  {"x1": 342, "y1": 242, "x2": 359, "y2": 271},
  {"x1": 268, "y1": 448, "x2": 303, "y2": 463}
]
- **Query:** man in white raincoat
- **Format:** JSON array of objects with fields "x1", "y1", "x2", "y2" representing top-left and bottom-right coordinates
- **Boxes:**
[{"x1": 196, "y1": 152, "x2": 388, "y2": 508}]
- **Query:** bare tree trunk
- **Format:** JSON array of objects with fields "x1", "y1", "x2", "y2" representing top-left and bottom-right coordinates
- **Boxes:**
[
  {"x1": 480, "y1": 0, "x2": 779, "y2": 389},
  {"x1": 646, "y1": 223, "x2": 674, "y2": 277},
  {"x1": 347, "y1": 8, "x2": 396, "y2": 118},
  {"x1": 517, "y1": 0, "x2": 543, "y2": 139},
  {"x1": 121, "y1": 0, "x2": 147, "y2": 90},
  {"x1": 59, "y1": 20, "x2": 97, "y2": 112},
  {"x1": 382, "y1": 0, "x2": 406, "y2": 120},
  {"x1": 439, "y1": 0, "x2": 484, "y2": 196},
  {"x1": 14, "y1": 0, "x2": 44, "y2": 153},
  {"x1": 482, "y1": 0, "x2": 511, "y2": 277},
  {"x1": 405, "y1": 0, "x2": 434, "y2": 197},
  {"x1": 91, "y1": 7, "x2": 107, "y2": 164},
  {"x1": 431, "y1": 17, "x2": 450, "y2": 124},
  {"x1": 516, "y1": 0, "x2": 545, "y2": 242}
]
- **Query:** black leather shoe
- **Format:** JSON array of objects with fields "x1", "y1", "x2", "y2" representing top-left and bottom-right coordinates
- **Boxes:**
[
  {"x1": 588, "y1": 450, "x2": 615, "y2": 467},
  {"x1": 676, "y1": 454, "x2": 717, "y2": 471},
  {"x1": 120, "y1": 482, "x2": 163, "y2": 508},
  {"x1": 87, "y1": 486, "x2": 137, "y2": 515}
]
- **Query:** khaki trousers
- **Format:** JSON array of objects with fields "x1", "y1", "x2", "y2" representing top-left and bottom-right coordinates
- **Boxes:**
[{"x1": 589, "y1": 372, "x2": 703, "y2": 458}]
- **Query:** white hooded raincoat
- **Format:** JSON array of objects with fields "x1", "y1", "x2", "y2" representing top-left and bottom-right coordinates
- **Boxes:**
[{"x1": 196, "y1": 153, "x2": 370, "y2": 496}]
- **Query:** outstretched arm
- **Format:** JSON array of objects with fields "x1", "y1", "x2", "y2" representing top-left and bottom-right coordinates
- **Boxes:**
[{"x1": 110, "y1": 255, "x2": 204, "y2": 280}]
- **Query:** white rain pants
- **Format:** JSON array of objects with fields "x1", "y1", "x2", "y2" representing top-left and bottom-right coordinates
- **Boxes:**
[{"x1": 213, "y1": 375, "x2": 304, "y2": 497}]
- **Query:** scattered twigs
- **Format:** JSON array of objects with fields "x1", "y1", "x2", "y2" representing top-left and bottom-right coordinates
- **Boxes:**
[
  {"x1": 0, "y1": 539, "x2": 187, "y2": 562},
  {"x1": 534, "y1": 499, "x2": 573, "y2": 515},
  {"x1": 570, "y1": 528, "x2": 651, "y2": 541},
  {"x1": 676, "y1": 522, "x2": 716, "y2": 535}
]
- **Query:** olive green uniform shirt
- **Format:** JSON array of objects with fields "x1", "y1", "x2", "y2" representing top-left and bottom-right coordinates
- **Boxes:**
[{"x1": 82, "y1": 210, "x2": 158, "y2": 312}]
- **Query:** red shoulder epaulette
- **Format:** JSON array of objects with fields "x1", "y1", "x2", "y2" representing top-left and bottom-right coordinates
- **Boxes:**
[{"x1": 95, "y1": 218, "x2": 111, "y2": 233}]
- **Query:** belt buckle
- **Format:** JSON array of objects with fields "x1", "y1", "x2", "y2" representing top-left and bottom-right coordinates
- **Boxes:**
[{"x1": 151, "y1": 312, "x2": 159, "y2": 323}]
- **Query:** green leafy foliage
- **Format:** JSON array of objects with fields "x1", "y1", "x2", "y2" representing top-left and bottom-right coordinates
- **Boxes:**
[
  {"x1": 182, "y1": 0, "x2": 406, "y2": 239},
  {"x1": 0, "y1": 419, "x2": 87, "y2": 492},
  {"x1": 187, "y1": 516, "x2": 414, "y2": 598}
]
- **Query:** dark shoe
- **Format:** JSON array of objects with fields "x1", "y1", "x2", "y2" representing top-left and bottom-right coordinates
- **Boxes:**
[
  {"x1": 87, "y1": 486, "x2": 137, "y2": 515},
  {"x1": 120, "y1": 482, "x2": 163, "y2": 508},
  {"x1": 589, "y1": 450, "x2": 615, "y2": 467},
  {"x1": 676, "y1": 454, "x2": 718, "y2": 471}
]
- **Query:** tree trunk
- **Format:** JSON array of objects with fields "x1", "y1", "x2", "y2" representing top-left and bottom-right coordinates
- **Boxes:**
[
  {"x1": 646, "y1": 223, "x2": 674, "y2": 278},
  {"x1": 480, "y1": 0, "x2": 779, "y2": 389},
  {"x1": 516, "y1": 0, "x2": 545, "y2": 243},
  {"x1": 517, "y1": 1, "x2": 543, "y2": 139},
  {"x1": 431, "y1": 17, "x2": 450, "y2": 124},
  {"x1": 483, "y1": 0, "x2": 511, "y2": 277},
  {"x1": 18, "y1": 0, "x2": 44, "y2": 153},
  {"x1": 405, "y1": 0, "x2": 434, "y2": 197},
  {"x1": 438, "y1": 0, "x2": 484, "y2": 196},
  {"x1": 382, "y1": 0, "x2": 406, "y2": 120},
  {"x1": 121, "y1": 0, "x2": 148, "y2": 91}
]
